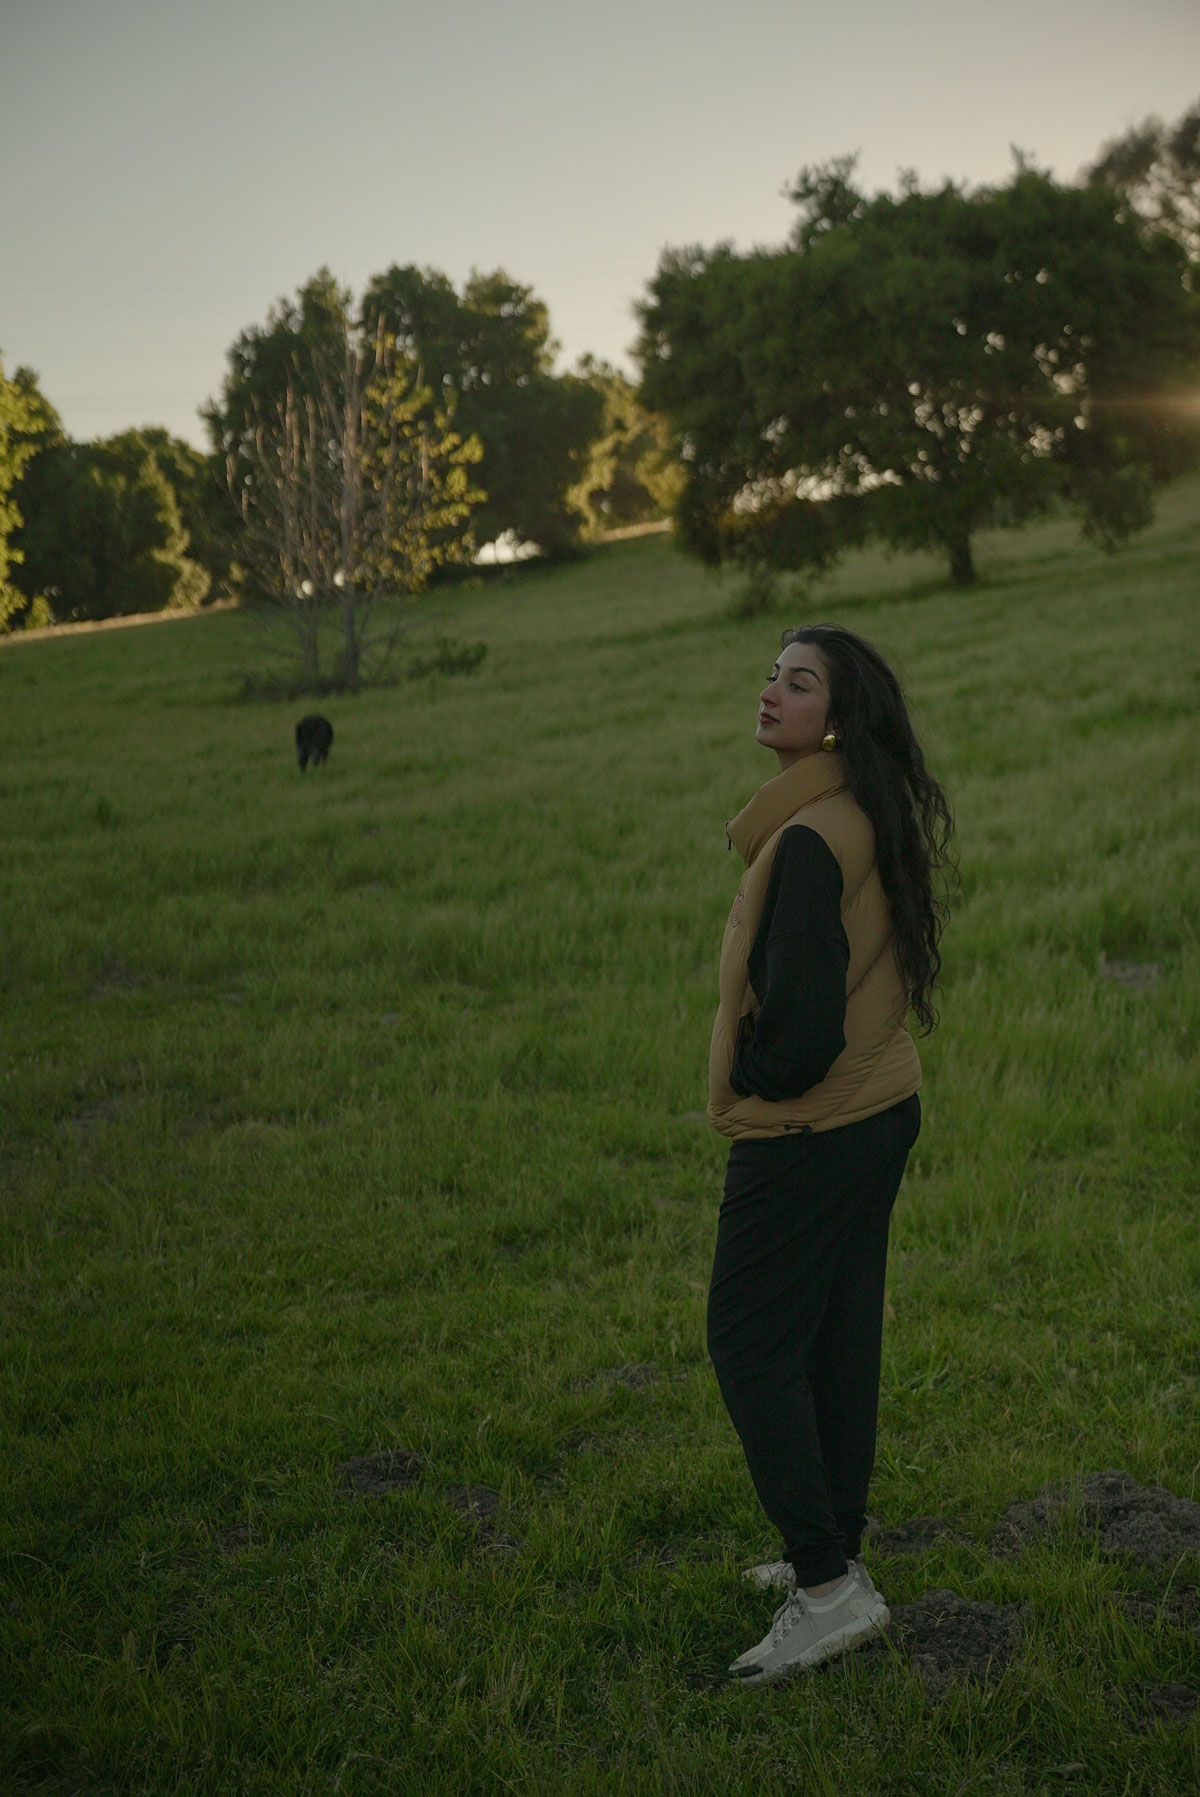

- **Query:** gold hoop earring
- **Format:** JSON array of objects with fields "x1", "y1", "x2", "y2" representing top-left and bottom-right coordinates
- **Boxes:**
[{"x1": 821, "y1": 731, "x2": 838, "y2": 752}]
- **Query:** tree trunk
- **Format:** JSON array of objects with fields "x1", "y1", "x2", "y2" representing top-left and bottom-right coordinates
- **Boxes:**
[
  {"x1": 300, "y1": 627, "x2": 321, "y2": 691},
  {"x1": 947, "y1": 531, "x2": 976, "y2": 586},
  {"x1": 339, "y1": 584, "x2": 360, "y2": 690}
]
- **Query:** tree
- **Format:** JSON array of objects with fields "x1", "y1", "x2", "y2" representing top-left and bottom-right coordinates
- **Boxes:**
[
  {"x1": 14, "y1": 437, "x2": 210, "y2": 623},
  {"x1": 637, "y1": 162, "x2": 1200, "y2": 587},
  {"x1": 4, "y1": 371, "x2": 209, "y2": 628},
  {"x1": 1088, "y1": 99, "x2": 1200, "y2": 269},
  {"x1": 567, "y1": 357, "x2": 682, "y2": 538},
  {"x1": 209, "y1": 272, "x2": 483, "y2": 692},
  {"x1": 0, "y1": 356, "x2": 46, "y2": 629},
  {"x1": 106, "y1": 428, "x2": 235, "y2": 598},
  {"x1": 361, "y1": 266, "x2": 602, "y2": 556}
]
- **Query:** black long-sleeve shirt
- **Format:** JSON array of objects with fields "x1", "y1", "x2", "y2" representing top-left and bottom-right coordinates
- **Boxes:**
[{"x1": 729, "y1": 825, "x2": 850, "y2": 1104}]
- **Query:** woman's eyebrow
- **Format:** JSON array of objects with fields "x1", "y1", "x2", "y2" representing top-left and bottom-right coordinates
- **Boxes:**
[{"x1": 773, "y1": 663, "x2": 823, "y2": 682}]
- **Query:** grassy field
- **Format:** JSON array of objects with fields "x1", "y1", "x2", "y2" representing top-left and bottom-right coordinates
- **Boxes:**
[{"x1": 2, "y1": 485, "x2": 1198, "y2": 1795}]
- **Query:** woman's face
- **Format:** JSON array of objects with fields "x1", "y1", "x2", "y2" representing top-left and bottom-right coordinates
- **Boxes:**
[{"x1": 756, "y1": 640, "x2": 833, "y2": 767}]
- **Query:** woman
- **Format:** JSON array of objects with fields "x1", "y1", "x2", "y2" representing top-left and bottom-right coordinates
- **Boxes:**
[{"x1": 706, "y1": 622, "x2": 953, "y2": 1687}]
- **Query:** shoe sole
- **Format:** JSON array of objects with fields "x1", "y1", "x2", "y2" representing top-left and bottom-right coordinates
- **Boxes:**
[{"x1": 732, "y1": 1604, "x2": 890, "y2": 1687}]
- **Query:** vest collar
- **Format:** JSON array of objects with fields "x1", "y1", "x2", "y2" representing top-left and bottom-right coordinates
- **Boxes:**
[{"x1": 726, "y1": 751, "x2": 847, "y2": 867}]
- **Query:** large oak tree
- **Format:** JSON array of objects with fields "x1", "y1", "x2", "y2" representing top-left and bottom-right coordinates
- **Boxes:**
[{"x1": 637, "y1": 161, "x2": 1200, "y2": 586}]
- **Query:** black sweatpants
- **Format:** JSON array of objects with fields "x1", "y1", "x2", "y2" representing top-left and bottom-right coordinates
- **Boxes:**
[{"x1": 707, "y1": 1094, "x2": 920, "y2": 1588}]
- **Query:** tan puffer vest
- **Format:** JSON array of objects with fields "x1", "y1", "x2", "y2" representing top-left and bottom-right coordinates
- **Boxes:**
[{"x1": 707, "y1": 750, "x2": 921, "y2": 1139}]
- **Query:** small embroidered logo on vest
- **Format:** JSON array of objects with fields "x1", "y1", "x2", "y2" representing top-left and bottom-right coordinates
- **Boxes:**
[{"x1": 730, "y1": 894, "x2": 744, "y2": 927}]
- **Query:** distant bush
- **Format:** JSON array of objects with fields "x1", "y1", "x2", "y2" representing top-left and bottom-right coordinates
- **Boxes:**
[
  {"x1": 406, "y1": 637, "x2": 488, "y2": 679},
  {"x1": 234, "y1": 635, "x2": 487, "y2": 701}
]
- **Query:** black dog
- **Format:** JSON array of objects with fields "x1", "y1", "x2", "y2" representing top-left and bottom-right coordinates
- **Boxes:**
[{"x1": 295, "y1": 714, "x2": 334, "y2": 771}]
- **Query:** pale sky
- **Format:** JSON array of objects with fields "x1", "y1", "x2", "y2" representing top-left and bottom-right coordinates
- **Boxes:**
[{"x1": 4, "y1": 0, "x2": 1198, "y2": 448}]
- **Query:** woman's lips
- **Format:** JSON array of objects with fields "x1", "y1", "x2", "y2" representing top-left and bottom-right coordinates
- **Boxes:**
[{"x1": 758, "y1": 711, "x2": 777, "y2": 726}]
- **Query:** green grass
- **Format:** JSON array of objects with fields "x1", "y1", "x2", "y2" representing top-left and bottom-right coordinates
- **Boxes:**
[{"x1": 2, "y1": 487, "x2": 1199, "y2": 1794}]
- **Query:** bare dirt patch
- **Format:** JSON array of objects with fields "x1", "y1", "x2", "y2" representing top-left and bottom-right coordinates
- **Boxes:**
[
  {"x1": 573, "y1": 1363, "x2": 662, "y2": 1392},
  {"x1": 621, "y1": 1543, "x2": 685, "y2": 1571},
  {"x1": 1108, "y1": 1583, "x2": 1200, "y2": 1630},
  {"x1": 571, "y1": 1363, "x2": 689, "y2": 1393},
  {"x1": 175, "y1": 1110, "x2": 220, "y2": 1141},
  {"x1": 1100, "y1": 960, "x2": 1162, "y2": 990},
  {"x1": 1112, "y1": 1681, "x2": 1200, "y2": 1732},
  {"x1": 149, "y1": 1611, "x2": 199, "y2": 1667},
  {"x1": 858, "y1": 1587, "x2": 1026, "y2": 1702},
  {"x1": 444, "y1": 1484, "x2": 501, "y2": 1522},
  {"x1": 496, "y1": 1237, "x2": 534, "y2": 1261},
  {"x1": 622, "y1": 1541, "x2": 727, "y2": 1573},
  {"x1": 335, "y1": 1453, "x2": 522, "y2": 1554},
  {"x1": 216, "y1": 1522, "x2": 258, "y2": 1556},
  {"x1": 66, "y1": 1096, "x2": 130, "y2": 1139},
  {"x1": 337, "y1": 1448, "x2": 426, "y2": 1497},
  {"x1": 444, "y1": 1485, "x2": 523, "y2": 1557},
  {"x1": 867, "y1": 1514, "x2": 972, "y2": 1556},
  {"x1": 991, "y1": 1469, "x2": 1200, "y2": 1566},
  {"x1": 570, "y1": 1433, "x2": 623, "y2": 1457},
  {"x1": 89, "y1": 958, "x2": 153, "y2": 998}
]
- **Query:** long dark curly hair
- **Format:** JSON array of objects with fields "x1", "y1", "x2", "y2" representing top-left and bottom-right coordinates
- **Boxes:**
[{"x1": 781, "y1": 623, "x2": 955, "y2": 1034}]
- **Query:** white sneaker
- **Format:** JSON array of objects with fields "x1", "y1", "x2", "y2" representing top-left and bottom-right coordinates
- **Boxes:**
[
  {"x1": 729, "y1": 1564, "x2": 889, "y2": 1685},
  {"x1": 732, "y1": 1561, "x2": 864, "y2": 1668},
  {"x1": 742, "y1": 1559, "x2": 795, "y2": 1592},
  {"x1": 743, "y1": 1555, "x2": 879, "y2": 1599}
]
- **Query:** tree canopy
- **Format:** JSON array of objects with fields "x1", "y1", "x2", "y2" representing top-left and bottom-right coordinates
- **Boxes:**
[
  {"x1": 3, "y1": 369, "x2": 210, "y2": 630},
  {"x1": 637, "y1": 160, "x2": 1200, "y2": 585},
  {"x1": 361, "y1": 266, "x2": 602, "y2": 555},
  {"x1": 209, "y1": 271, "x2": 483, "y2": 691},
  {"x1": 0, "y1": 357, "x2": 47, "y2": 628},
  {"x1": 109, "y1": 428, "x2": 234, "y2": 597},
  {"x1": 568, "y1": 357, "x2": 682, "y2": 538},
  {"x1": 1088, "y1": 97, "x2": 1200, "y2": 270},
  {"x1": 13, "y1": 432, "x2": 210, "y2": 625}
]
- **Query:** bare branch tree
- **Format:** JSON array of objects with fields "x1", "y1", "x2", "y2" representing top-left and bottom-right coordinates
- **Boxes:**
[{"x1": 227, "y1": 310, "x2": 482, "y2": 693}]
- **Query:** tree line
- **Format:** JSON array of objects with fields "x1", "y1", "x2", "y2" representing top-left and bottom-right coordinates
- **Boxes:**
[
  {"x1": 0, "y1": 265, "x2": 675, "y2": 652},
  {"x1": 1, "y1": 100, "x2": 1196, "y2": 671}
]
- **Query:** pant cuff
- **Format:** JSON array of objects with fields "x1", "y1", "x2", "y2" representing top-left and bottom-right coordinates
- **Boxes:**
[{"x1": 785, "y1": 1549, "x2": 849, "y2": 1588}]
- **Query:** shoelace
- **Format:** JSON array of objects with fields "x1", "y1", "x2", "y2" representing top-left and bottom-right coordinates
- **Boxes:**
[
  {"x1": 769, "y1": 1593, "x2": 808, "y2": 1644},
  {"x1": 771, "y1": 1577, "x2": 858, "y2": 1642}
]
